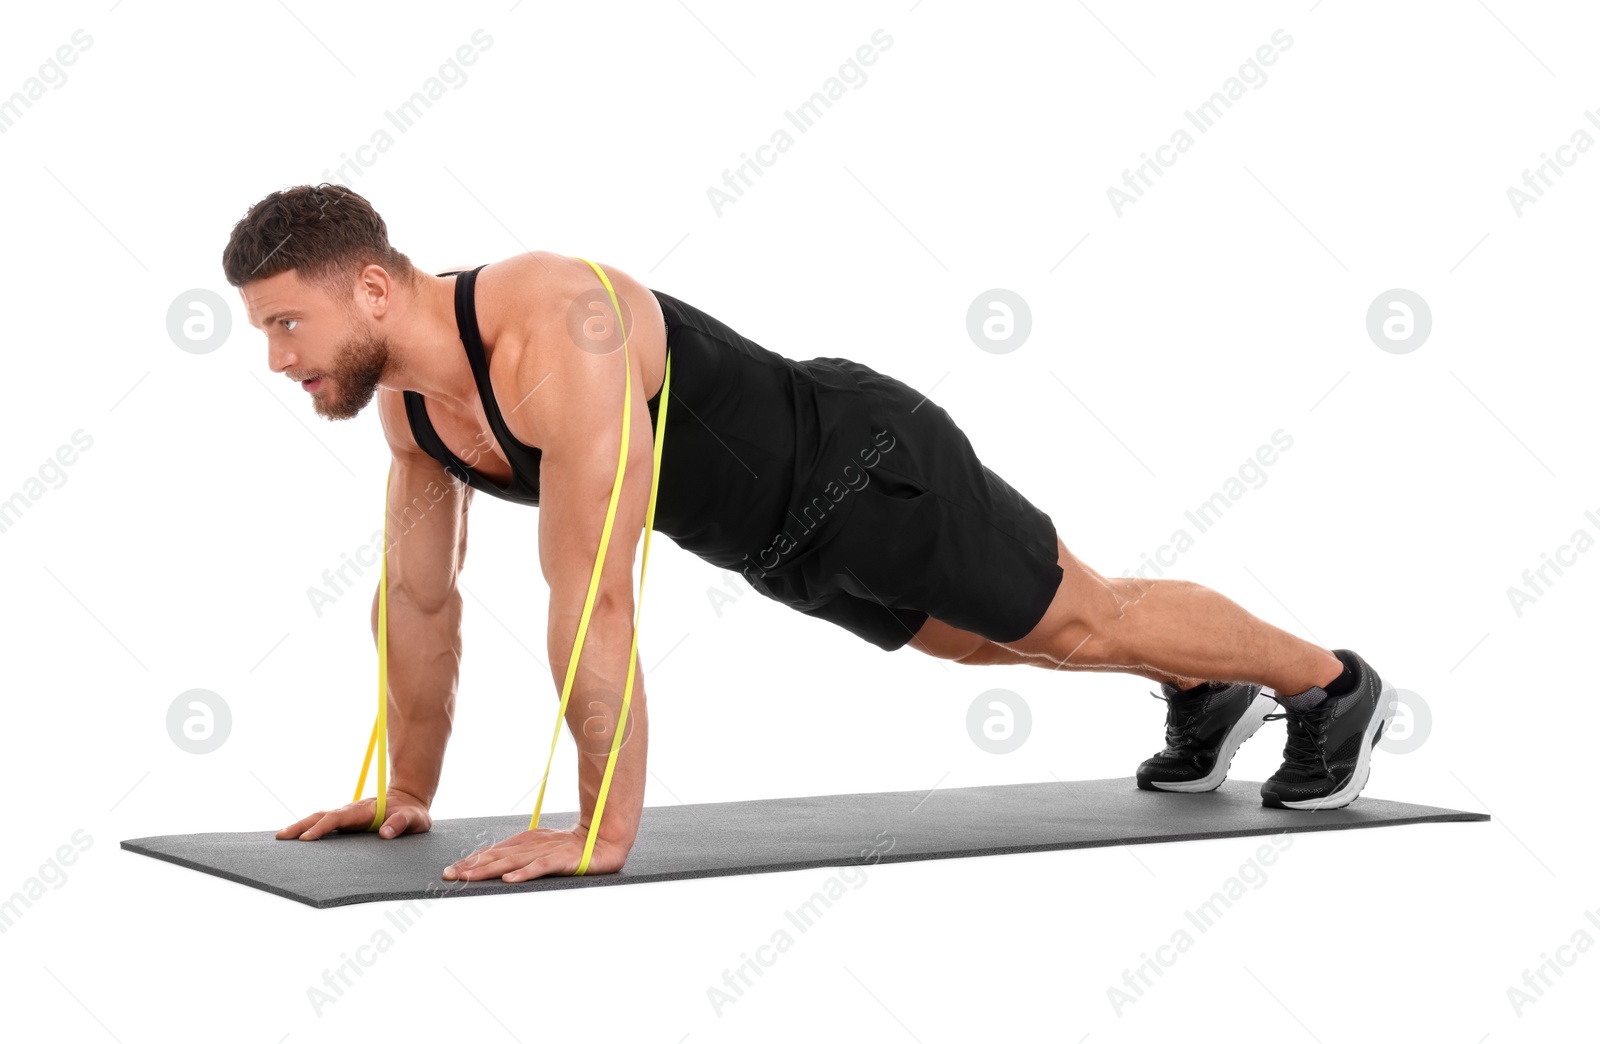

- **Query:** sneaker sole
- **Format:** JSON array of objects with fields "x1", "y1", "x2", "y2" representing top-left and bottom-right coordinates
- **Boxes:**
[
  {"x1": 1272, "y1": 684, "x2": 1397, "y2": 811},
  {"x1": 1148, "y1": 692, "x2": 1277, "y2": 793}
]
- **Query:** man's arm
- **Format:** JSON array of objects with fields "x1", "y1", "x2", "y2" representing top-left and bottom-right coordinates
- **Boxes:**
[
  {"x1": 371, "y1": 430, "x2": 471, "y2": 815},
  {"x1": 278, "y1": 387, "x2": 471, "y2": 840},
  {"x1": 533, "y1": 261, "x2": 661, "y2": 860}
]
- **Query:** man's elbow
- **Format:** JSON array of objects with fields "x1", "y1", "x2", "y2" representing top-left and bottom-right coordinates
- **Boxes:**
[
  {"x1": 596, "y1": 584, "x2": 636, "y2": 620},
  {"x1": 372, "y1": 578, "x2": 463, "y2": 635},
  {"x1": 547, "y1": 587, "x2": 637, "y2": 663},
  {"x1": 551, "y1": 582, "x2": 635, "y2": 623}
]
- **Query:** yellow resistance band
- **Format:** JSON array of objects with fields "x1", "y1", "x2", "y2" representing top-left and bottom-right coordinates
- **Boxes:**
[{"x1": 355, "y1": 258, "x2": 670, "y2": 877}]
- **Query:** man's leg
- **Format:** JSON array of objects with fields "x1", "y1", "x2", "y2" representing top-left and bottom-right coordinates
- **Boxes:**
[
  {"x1": 912, "y1": 535, "x2": 1342, "y2": 698},
  {"x1": 910, "y1": 614, "x2": 1212, "y2": 689}
]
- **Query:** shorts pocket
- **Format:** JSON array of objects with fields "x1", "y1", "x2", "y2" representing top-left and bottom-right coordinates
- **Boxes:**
[{"x1": 864, "y1": 458, "x2": 931, "y2": 501}]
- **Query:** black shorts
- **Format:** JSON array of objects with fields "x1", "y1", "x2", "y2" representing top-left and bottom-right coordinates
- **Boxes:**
[{"x1": 744, "y1": 358, "x2": 1064, "y2": 652}]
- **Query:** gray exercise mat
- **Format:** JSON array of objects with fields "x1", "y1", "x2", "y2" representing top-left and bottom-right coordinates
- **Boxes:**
[{"x1": 121, "y1": 777, "x2": 1487, "y2": 908}]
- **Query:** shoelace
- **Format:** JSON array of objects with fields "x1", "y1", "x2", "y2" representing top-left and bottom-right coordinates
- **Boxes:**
[
  {"x1": 1262, "y1": 699, "x2": 1337, "y2": 779},
  {"x1": 1148, "y1": 689, "x2": 1208, "y2": 754}
]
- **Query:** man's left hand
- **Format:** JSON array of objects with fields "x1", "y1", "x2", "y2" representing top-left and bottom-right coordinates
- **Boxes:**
[{"x1": 442, "y1": 827, "x2": 628, "y2": 882}]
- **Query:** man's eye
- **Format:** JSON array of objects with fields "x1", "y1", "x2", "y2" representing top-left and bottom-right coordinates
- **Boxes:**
[{"x1": 282, "y1": 319, "x2": 299, "y2": 331}]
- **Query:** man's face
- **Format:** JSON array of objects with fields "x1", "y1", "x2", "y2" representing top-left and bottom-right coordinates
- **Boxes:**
[
  {"x1": 302, "y1": 321, "x2": 392, "y2": 421},
  {"x1": 245, "y1": 269, "x2": 392, "y2": 421}
]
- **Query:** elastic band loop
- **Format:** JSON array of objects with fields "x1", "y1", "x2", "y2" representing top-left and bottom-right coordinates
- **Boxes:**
[
  {"x1": 579, "y1": 279, "x2": 669, "y2": 873},
  {"x1": 526, "y1": 258, "x2": 666, "y2": 877}
]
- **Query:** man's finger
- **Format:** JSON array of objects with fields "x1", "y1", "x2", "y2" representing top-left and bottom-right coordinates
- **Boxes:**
[
  {"x1": 502, "y1": 853, "x2": 567, "y2": 883},
  {"x1": 378, "y1": 808, "x2": 412, "y2": 839},
  {"x1": 444, "y1": 851, "x2": 527, "y2": 881},
  {"x1": 297, "y1": 811, "x2": 341, "y2": 841},
  {"x1": 300, "y1": 805, "x2": 368, "y2": 841},
  {"x1": 443, "y1": 843, "x2": 521, "y2": 880},
  {"x1": 442, "y1": 836, "x2": 501, "y2": 875},
  {"x1": 445, "y1": 837, "x2": 572, "y2": 881},
  {"x1": 442, "y1": 847, "x2": 492, "y2": 879},
  {"x1": 275, "y1": 811, "x2": 327, "y2": 840}
]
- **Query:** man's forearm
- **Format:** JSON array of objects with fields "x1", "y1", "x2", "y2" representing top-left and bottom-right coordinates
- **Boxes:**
[
  {"x1": 549, "y1": 602, "x2": 648, "y2": 850},
  {"x1": 373, "y1": 588, "x2": 461, "y2": 807}
]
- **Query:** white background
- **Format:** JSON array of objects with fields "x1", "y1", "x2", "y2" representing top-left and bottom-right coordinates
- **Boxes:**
[{"x1": 1, "y1": 0, "x2": 1595, "y2": 1039}]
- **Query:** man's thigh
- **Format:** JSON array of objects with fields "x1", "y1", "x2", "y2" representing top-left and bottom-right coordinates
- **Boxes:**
[
  {"x1": 791, "y1": 590, "x2": 929, "y2": 653},
  {"x1": 802, "y1": 430, "x2": 1064, "y2": 644}
]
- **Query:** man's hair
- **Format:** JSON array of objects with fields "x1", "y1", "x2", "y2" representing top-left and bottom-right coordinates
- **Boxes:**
[{"x1": 221, "y1": 183, "x2": 420, "y2": 305}]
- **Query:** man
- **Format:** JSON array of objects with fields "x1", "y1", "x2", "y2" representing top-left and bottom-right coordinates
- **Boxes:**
[{"x1": 227, "y1": 184, "x2": 1393, "y2": 884}]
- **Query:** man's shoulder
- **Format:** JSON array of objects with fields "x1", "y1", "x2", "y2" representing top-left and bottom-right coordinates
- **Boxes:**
[{"x1": 497, "y1": 254, "x2": 665, "y2": 447}]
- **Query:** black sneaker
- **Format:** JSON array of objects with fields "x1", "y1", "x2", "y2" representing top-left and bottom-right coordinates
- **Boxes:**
[
  {"x1": 1136, "y1": 681, "x2": 1276, "y2": 793},
  {"x1": 1260, "y1": 648, "x2": 1395, "y2": 810}
]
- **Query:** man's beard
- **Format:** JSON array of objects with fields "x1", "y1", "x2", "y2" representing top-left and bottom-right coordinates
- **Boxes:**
[{"x1": 312, "y1": 328, "x2": 391, "y2": 421}]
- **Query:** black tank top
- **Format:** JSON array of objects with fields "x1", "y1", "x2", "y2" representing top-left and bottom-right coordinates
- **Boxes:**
[
  {"x1": 403, "y1": 266, "x2": 655, "y2": 505},
  {"x1": 403, "y1": 265, "x2": 875, "y2": 578}
]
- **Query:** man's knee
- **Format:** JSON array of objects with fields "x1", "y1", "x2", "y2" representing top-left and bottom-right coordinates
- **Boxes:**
[{"x1": 1005, "y1": 565, "x2": 1137, "y2": 663}]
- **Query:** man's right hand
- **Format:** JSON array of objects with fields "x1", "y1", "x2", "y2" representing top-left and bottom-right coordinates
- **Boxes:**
[{"x1": 275, "y1": 787, "x2": 433, "y2": 841}]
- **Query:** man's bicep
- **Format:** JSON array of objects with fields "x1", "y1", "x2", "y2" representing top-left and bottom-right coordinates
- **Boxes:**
[
  {"x1": 537, "y1": 438, "x2": 654, "y2": 618},
  {"x1": 383, "y1": 449, "x2": 470, "y2": 611},
  {"x1": 374, "y1": 386, "x2": 471, "y2": 613},
  {"x1": 373, "y1": 386, "x2": 471, "y2": 604},
  {"x1": 536, "y1": 376, "x2": 657, "y2": 622}
]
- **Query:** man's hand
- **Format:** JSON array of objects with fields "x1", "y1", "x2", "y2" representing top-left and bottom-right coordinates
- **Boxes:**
[
  {"x1": 441, "y1": 827, "x2": 628, "y2": 882},
  {"x1": 275, "y1": 787, "x2": 433, "y2": 841}
]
